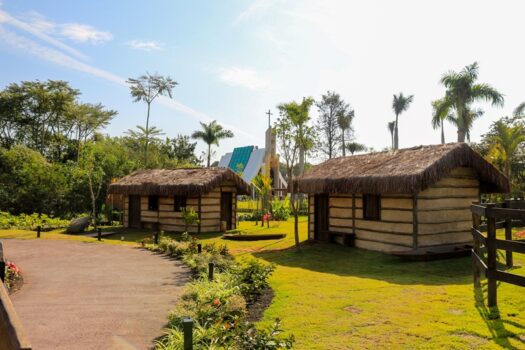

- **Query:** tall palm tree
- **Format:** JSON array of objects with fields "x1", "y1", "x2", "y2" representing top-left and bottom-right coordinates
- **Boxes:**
[
  {"x1": 436, "y1": 62, "x2": 504, "y2": 142},
  {"x1": 487, "y1": 120, "x2": 525, "y2": 179},
  {"x1": 127, "y1": 73, "x2": 177, "y2": 167},
  {"x1": 513, "y1": 102, "x2": 525, "y2": 117},
  {"x1": 191, "y1": 120, "x2": 234, "y2": 167},
  {"x1": 387, "y1": 121, "x2": 395, "y2": 149},
  {"x1": 431, "y1": 99, "x2": 455, "y2": 144},
  {"x1": 337, "y1": 109, "x2": 354, "y2": 156},
  {"x1": 392, "y1": 92, "x2": 414, "y2": 149}
]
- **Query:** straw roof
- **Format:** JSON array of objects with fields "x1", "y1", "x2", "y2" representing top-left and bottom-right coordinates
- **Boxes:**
[
  {"x1": 108, "y1": 167, "x2": 251, "y2": 196},
  {"x1": 295, "y1": 143, "x2": 510, "y2": 194}
]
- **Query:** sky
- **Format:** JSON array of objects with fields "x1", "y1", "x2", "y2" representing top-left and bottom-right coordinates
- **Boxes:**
[{"x1": 1, "y1": 0, "x2": 525, "y2": 164}]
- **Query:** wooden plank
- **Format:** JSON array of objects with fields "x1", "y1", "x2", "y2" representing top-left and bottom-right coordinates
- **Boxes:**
[
  {"x1": 472, "y1": 249, "x2": 488, "y2": 273},
  {"x1": 329, "y1": 197, "x2": 353, "y2": 208},
  {"x1": 412, "y1": 195, "x2": 418, "y2": 249},
  {"x1": 418, "y1": 232, "x2": 471, "y2": 246},
  {"x1": 505, "y1": 219, "x2": 513, "y2": 267},
  {"x1": 354, "y1": 238, "x2": 411, "y2": 252},
  {"x1": 487, "y1": 207, "x2": 525, "y2": 220},
  {"x1": 419, "y1": 198, "x2": 478, "y2": 210},
  {"x1": 330, "y1": 207, "x2": 353, "y2": 219},
  {"x1": 471, "y1": 228, "x2": 486, "y2": 245},
  {"x1": 495, "y1": 238, "x2": 525, "y2": 254},
  {"x1": 418, "y1": 221, "x2": 471, "y2": 235},
  {"x1": 471, "y1": 204, "x2": 486, "y2": 216},
  {"x1": 492, "y1": 270, "x2": 525, "y2": 287},
  {"x1": 381, "y1": 209, "x2": 413, "y2": 222},
  {"x1": 381, "y1": 197, "x2": 412, "y2": 210},
  {"x1": 431, "y1": 178, "x2": 479, "y2": 188},
  {"x1": 352, "y1": 194, "x2": 356, "y2": 236},
  {"x1": 418, "y1": 208, "x2": 471, "y2": 223},
  {"x1": 450, "y1": 167, "x2": 476, "y2": 176},
  {"x1": 355, "y1": 230, "x2": 413, "y2": 246},
  {"x1": 486, "y1": 216, "x2": 497, "y2": 307},
  {"x1": 418, "y1": 187, "x2": 479, "y2": 198},
  {"x1": 355, "y1": 219, "x2": 413, "y2": 234}
]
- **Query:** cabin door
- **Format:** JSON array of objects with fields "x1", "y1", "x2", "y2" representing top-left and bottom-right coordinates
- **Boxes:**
[
  {"x1": 221, "y1": 192, "x2": 233, "y2": 231},
  {"x1": 128, "y1": 195, "x2": 141, "y2": 228},
  {"x1": 314, "y1": 194, "x2": 329, "y2": 240}
]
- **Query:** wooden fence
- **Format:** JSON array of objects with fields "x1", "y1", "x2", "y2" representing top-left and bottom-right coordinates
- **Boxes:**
[{"x1": 471, "y1": 201, "x2": 525, "y2": 307}]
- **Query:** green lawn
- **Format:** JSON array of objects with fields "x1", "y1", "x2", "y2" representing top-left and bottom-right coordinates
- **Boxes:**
[{"x1": 1, "y1": 218, "x2": 524, "y2": 349}]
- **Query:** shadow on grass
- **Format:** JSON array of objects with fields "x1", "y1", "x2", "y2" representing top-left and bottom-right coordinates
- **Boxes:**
[
  {"x1": 474, "y1": 283, "x2": 525, "y2": 349},
  {"x1": 98, "y1": 228, "x2": 224, "y2": 244},
  {"x1": 253, "y1": 242, "x2": 473, "y2": 286}
]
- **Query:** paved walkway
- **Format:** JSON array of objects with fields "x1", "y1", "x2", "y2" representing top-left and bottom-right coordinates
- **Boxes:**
[{"x1": 1, "y1": 239, "x2": 189, "y2": 350}]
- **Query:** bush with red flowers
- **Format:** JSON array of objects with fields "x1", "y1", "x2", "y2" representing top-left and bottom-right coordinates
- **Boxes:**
[{"x1": 4, "y1": 261, "x2": 22, "y2": 293}]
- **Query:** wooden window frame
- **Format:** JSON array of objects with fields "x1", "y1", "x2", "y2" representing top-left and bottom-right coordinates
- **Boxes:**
[
  {"x1": 148, "y1": 195, "x2": 159, "y2": 211},
  {"x1": 363, "y1": 194, "x2": 381, "y2": 221},
  {"x1": 174, "y1": 195, "x2": 187, "y2": 212}
]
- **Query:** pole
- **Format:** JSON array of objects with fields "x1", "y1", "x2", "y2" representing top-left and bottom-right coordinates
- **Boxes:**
[
  {"x1": 505, "y1": 218, "x2": 513, "y2": 268},
  {"x1": 37, "y1": 226, "x2": 41, "y2": 238},
  {"x1": 197, "y1": 244, "x2": 202, "y2": 254},
  {"x1": 182, "y1": 317, "x2": 193, "y2": 350},
  {"x1": 98, "y1": 228, "x2": 102, "y2": 241},
  {"x1": 208, "y1": 262, "x2": 214, "y2": 281},
  {"x1": 486, "y1": 208, "x2": 497, "y2": 307}
]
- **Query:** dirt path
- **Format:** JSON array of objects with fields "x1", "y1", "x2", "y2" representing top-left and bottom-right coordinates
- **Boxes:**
[{"x1": 1, "y1": 239, "x2": 189, "y2": 350}]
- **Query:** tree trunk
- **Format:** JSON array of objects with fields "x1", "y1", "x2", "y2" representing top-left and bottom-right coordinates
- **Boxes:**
[
  {"x1": 207, "y1": 144, "x2": 211, "y2": 167},
  {"x1": 145, "y1": 102, "x2": 151, "y2": 167},
  {"x1": 457, "y1": 129, "x2": 466, "y2": 143},
  {"x1": 394, "y1": 114, "x2": 399, "y2": 150},
  {"x1": 341, "y1": 128, "x2": 346, "y2": 157},
  {"x1": 441, "y1": 123, "x2": 445, "y2": 145},
  {"x1": 88, "y1": 176, "x2": 97, "y2": 230},
  {"x1": 289, "y1": 170, "x2": 301, "y2": 252}
]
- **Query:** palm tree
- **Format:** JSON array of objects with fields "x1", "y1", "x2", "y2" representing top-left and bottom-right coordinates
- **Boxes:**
[
  {"x1": 392, "y1": 92, "x2": 414, "y2": 149},
  {"x1": 513, "y1": 102, "x2": 525, "y2": 117},
  {"x1": 447, "y1": 109, "x2": 484, "y2": 142},
  {"x1": 191, "y1": 120, "x2": 234, "y2": 167},
  {"x1": 431, "y1": 99, "x2": 455, "y2": 144},
  {"x1": 487, "y1": 120, "x2": 525, "y2": 179},
  {"x1": 387, "y1": 121, "x2": 395, "y2": 149},
  {"x1": 346, "y1": 142, "x2": 367, "y2": 155},
  {"x1": 337, "y1": 109, "x2": 354, "y2": 157},
  {"x1": 436, "y1": 62, "x2": 503, "y2": 142},
  {"x1": 127, "y1": 73, "x2": 177, "y2": 167}
]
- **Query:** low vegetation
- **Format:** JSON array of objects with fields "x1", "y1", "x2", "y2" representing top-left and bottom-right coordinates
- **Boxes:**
[{"x1": 0, "y1": 212, "x2": 70, "y2": 230}]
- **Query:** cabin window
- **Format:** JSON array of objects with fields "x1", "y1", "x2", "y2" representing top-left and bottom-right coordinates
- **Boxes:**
[
  {"x1": 363, "y1": 194, "x2": 381, "y2": 220},
  {"x1": 148, "y1": 195, "x2": 159, "y2": 211},
  {"x1": 174, "y1": 196, "x2": 187, "y2": 212}
]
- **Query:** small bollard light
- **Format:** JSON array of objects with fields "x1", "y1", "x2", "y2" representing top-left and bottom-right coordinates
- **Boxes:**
[
  {"x1": 37, "y1": 225, "x2": 41, "y2": 238},
  {"x1": 154, "y1": 232, "x2": 159, "y2": 245},
  {"x1": 182, "y1": 317, "x2": 193, "y2": 350},
  {"x1": 197, "y1": 244, "x2": 202, "y2": 254},
  {"x1": 208, "y1": 262, "x2": 214, "y2": 281},
  {"x1": 97, "y1": 228, "x2": 102, "y2": 241}
]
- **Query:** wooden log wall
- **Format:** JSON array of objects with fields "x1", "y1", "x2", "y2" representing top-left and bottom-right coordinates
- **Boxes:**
[
  {"x1": 308, "y1": 166, "x2": 480, "y2": 253},
  {"x1": 123, "y1": 196, "x2": 129, "y2": 228},
  {"x1": 123, "y1": 180, "x2": 238, "y2": 233}
]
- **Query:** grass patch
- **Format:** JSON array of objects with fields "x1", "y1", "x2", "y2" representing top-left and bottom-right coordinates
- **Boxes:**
[{"x1": 2, "y1": 217, "x2": 525, "y2": 349}]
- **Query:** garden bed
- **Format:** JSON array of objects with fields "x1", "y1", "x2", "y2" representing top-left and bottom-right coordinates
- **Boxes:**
[{"x1": 223, "y1": 233, "x2": 287, "y2": 241}]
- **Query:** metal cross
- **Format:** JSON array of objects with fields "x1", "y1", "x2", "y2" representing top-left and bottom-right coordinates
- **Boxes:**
[{"x1": 266, "y1": 109, "x2": 273, "y2": 128}]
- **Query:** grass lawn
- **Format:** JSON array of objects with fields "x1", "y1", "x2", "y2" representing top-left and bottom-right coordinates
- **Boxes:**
[{"x1": 1, "y1": 217, "x2": 524, "y2": 349}]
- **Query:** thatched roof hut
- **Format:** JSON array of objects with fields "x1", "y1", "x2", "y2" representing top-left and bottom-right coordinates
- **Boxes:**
[
  {"x1": 296, "y1": 143, "x2": 510, "y2": 257},
  {"x1": 295, "y1": 143, "x2": 509, "y2": 195},
  {"x1": 108, "y1": 167, "x2": 251, "y2": 196}
]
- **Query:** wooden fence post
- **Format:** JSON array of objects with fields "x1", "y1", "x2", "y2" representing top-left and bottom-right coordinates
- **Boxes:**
[
  {"x1": 208, "y1": 262, "x2": 214, "y2": 281},
  {"x1": 37, "y1": 226, "x2": 41, "y2": 238},
  {"x1": 197, "y1": 244, "x2": 202, "y2": 254},
  {"x1": 0, "y1": 242, "x2": 4, "y2": 282},
  {"x1": 97, "y1": 228, "x2": 102, "y2": 241},
  {"x1": 472, "y1": 212, "x2": 481, "y2": 288},
  {"x1": 486, "y1": 208, "x2": 497, "y2": 307},
  {"x1": 504, "y1": 218, "x2": 513, "y2": 268}
]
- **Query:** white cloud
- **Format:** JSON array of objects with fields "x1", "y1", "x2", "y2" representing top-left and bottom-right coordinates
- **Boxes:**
[
  {"x1": 218, "y1": 67, "x2": 268, "y2": 91},
  {"x1": 19, "y1": 10, "x2": 112, "y2": 44},
  {"x1": 127, "y1": 40, "x2": 164, "y2": 51},
  {"x1": 234, "y1": 0, "x2": 278, "y2": 25},
  {"x1": 59, "y1": 23, "x2": 112, "y2": 43}
]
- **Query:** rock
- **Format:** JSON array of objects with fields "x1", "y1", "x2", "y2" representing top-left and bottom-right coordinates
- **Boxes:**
[{"x1": 67, "y1": 217, "x2": 91, "y2": 234}]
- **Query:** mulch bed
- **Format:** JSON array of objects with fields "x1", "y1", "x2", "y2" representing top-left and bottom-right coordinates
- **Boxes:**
[{"x1": 246, "y1": 287, "x2": 275, "y2": 322}]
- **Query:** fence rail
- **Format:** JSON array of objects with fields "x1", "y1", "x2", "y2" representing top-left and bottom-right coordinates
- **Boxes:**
[{"x1": 471, "y1": 201, "x2": 525, "y2": 307}]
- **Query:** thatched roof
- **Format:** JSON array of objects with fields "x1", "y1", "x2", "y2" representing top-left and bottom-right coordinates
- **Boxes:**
[
  {"x1": 295, "y1": 143, "x2": 510, "y2": 194},
  {"x1": 108, "y1": 167, "x2": 251, "y2": 196}
]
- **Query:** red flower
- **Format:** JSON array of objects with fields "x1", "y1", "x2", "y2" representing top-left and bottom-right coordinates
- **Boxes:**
[{"x1": 213, "y1": 298, "x2": 221, "y2": 307}]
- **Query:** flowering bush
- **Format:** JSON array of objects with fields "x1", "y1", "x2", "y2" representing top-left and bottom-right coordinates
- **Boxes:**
[{"x1": 4, "y1": 261, "x2": 21, "y2": 292}]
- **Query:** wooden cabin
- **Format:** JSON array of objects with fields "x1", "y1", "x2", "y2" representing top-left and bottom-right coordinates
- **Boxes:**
[
  {"x1": 295, "y1": 143, "x2": 510, "y2": 255},
  {"x1": 108, "y1": 168, "x2": 250, "y2": 233}
]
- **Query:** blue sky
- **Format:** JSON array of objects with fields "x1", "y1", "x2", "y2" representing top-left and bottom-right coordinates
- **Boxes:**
[{"x1": 1, "y1": 0, "x2": 525, "y2": 163}]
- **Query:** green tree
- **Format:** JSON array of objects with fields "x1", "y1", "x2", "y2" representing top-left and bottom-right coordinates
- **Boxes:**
[
  {"x1": 316, "y1": 91, "x2": 349, "y2": 159},
  {"x1": 436, "y1": 62, "x2": 504, "y2": 142},
  {"x1": 387, "y1": 121, "x2": 395, "y2": 149},
  {"x1": 191, "y1": 120, "x2": 234, "y2": 167},
  {"x1": 337, "y1": 108, "x2": 354, "y2": 157},
  {"x1": 345, "y1": 142, "x2": 367, "y2": 155},
  {"x1": 513, "y1": 102, "x2": 525, "y2": 118},
  {"x1": 252, "y1": 171, "x2": 273, "y2": 225},
  {"x1": 431, "y1": 98, "x2": 455, "y2": 144},
  {"x1": 160, "y1": 135, "x2": 200, "y2": 166},
  {"x1": 275, "y1": 97, "x2": 316, "y2": 251},
  {"x1": 127, "y1": 73, "x2": 177, "y2": 167},
  {"x1": 485, "y1": 119, "x2": 525, "y2": 179},
  {"x1": 392, "y1": 92, "x2": 414, "y2": 150}
]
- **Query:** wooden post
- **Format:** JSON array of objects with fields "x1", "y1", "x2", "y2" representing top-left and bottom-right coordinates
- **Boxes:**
[
  {"x1": 351, "y1": 194, "x2": 356, "y2": 236},
  {"x1": 198, "y1": 196, "x2": 202, "y2": 234},
  {"x1": 197, "y1": 244, "x2": 202, "y2": 254},
  {"x1": 505, "y1": 218, "x2": 513, "y2": 268},
  {"x1": 97, "y1": 228, "x2": 102, "y2": 241},
  {"x1": 412, "y1": 195, "x2": 418, "y2": 250},
  {"x1": 0, "y1": 242, "x2": 4, "y2": 282},
  {"x1": 37, "y1": 226, "x2": 41, "y2": 238},
  {"x1": 182, "y1": 317, "x2": 193, "y2": 350},
  {"x1": 486, "y1": 207, "x2": 497, "y2": 307},
  {"x1": 472, "y1": 212, "x2": 481, "y2": 288},
  {"x1": 208, "y1": 262, "x2": 214, "y2": 281}
]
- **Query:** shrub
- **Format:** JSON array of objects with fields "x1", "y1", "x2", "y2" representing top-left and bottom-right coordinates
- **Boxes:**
[
  {"x1": 0, "y1": 212, "x2": 70, "y2": 230},
  {"x1": 4, "y1": 261, "x2": 21, "y2": 292},
  {"x1": 234, "y1": 259, "x2": 275, "y2": 300},
  {"x1": 271, "y1": 199, "x2": 290, "y2": 221}
]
